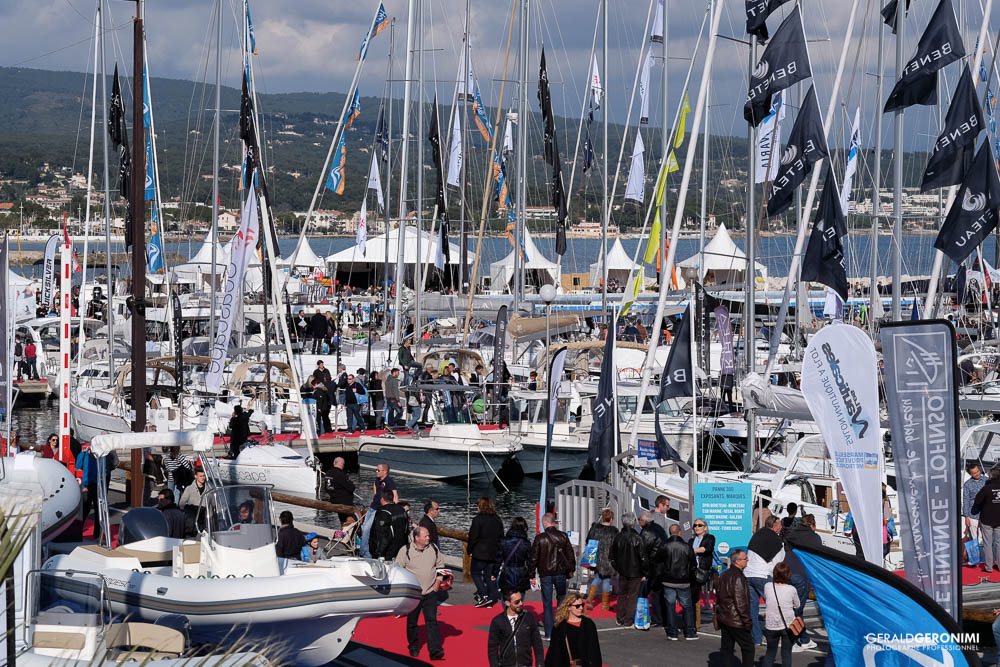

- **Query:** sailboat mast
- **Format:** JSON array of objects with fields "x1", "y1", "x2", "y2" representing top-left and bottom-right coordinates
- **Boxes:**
[
  {"x1": 79, "y1": 0, "x2": 101, "y2": 354},
  {"x1": 414, "y1": 0, "x2": 424, "y2": 355},
  {"x1": 384, "y1": 20, "x2": 395, "y2": 316},
  {"x1": 745, "y1": 35, "x2": 757, "y2": 472},
  {"x1": 891, "y1": 0, "x2": 904, "y2": 320},
  {"x1": 870, "y1": 17, "x2": 884, "y2": 335},
  {"x1": 393, "y1": 0, "x2": 417, "y2": 346},
  {"x1": 210, "y1": 0, "x2": 222, "y2": 354},
  {"x1": 601, "y1": 0, "x2": 608, "y2": 317},
  {"x1": 130, "y1": 0, "x2": 148, "y2": 507},
  {"x1": 460, "y1": 0, "x2": 470, "y2": 294},
  {"x1": 659, "y1": 0, "x2": 668, "y2": 292},
  {"x1": 99, "y1": 0, "x2": 115, "y2": 381},
  {"x1": 514, "y1": 0, "x2": 530, "y2": 316}
]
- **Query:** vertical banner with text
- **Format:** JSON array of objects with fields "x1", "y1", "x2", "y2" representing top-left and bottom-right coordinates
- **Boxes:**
[
  {"x1": 880, "y1": 320, "x2": 961, "y2": 621},
  {"x1": 694, "y1": 482, "x2": 753, "y2": 557}
]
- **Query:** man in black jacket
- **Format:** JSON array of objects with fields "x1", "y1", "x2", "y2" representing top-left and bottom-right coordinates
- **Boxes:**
[
  {"x1": 610, "y1": 512, "x2": 648, "y2": 628},
  {"x1": 276, "y1": 511, "x2": 306, "y2": 559},
  {"x1": 638, "y1": 511, "x2": 667, "y2": 627},
  {"x1": 324, "y1": 456, "x2": 356, "y2": 525},
  {"x1": 486, "y1": 590, "x2": 544, "y2": 667},
  {"x1": 311, "y1": 380, "x2": 332, "y2": 435},
  {"x1": 156, "y1": 489, "x2": 186, "y2": 539},
  {"x1": 527, "y1": 513, "x2": 575, "y2": 639},
  {"x1": 784, "y1": 514, "x2": 822, "y2": 651},
  {"x1": 309, "y1": 310, "x2": 328, "y2": 353},
  {"x1": 227, "y1": 405, "x2": 253, "y2": 458},
  {"x1": 661, "y1": 524, "x2": 697, "y2": 640},
  {"x1": 973, "y1": 467, "x2": 1000, "y2": 574},
  {"x1": 370, "y1": 490, "x2": 410, "y2": 560},
  {"x1": 419, "y1": 500, "x2": 440, "y2": 546}
]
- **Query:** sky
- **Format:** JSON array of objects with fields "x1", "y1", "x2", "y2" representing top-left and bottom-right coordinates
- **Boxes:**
[{"x1": 1, "y1": 0, "x2": 997, "y2": 153}]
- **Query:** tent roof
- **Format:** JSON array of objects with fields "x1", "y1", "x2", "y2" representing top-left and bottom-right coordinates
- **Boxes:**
[
  {"x1": 186, "y1": 227, "x2": 230, "y2": 267},
  {"x1": 325, "y1": 225, "x2": 466, "y2": 266},
  {"x1": 490, "y1": 227, "x2": 560, "y2": 288},
  {"x1": 281, "y1": 235, "x2": 326, "y2": 270},
  {"x1": 677, "y1": 223, "x2": 765, "y2": 276},
  {"x1": 589, "y1": 238, "x2": 644, "y2": 283}
]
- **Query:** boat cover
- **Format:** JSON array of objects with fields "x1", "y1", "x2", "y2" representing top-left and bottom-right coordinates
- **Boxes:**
[{"x1": 740, "y1": 372, "x2": 814, "y2": 421}]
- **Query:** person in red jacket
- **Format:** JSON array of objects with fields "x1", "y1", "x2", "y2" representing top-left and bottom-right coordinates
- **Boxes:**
[{"x1": 23, "y1": 341, "x2": 38, "y2": 380}]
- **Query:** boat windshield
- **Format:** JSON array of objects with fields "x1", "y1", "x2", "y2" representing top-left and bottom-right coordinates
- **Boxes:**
[
  {"x1": 202, "y1": 485, "x2": 276, "y2": 549},
  {"x1": 29, "y1": 569, "x2": 109, "y2": 633}
]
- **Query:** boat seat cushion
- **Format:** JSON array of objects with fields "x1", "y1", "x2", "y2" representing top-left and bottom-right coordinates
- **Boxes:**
[
  {"x1": 33, "y1": 630, "x2": 87, "y2": 650},
  {"x1": 80, "y1": 544, "x2": 134, "y2": 559},
  {"x1": 105, "y1": 622, "x2": 184, "y2": 655},
  {"x1": 180, "y1": 542, "x2": 200, "y2": 564},
  {"x1": 116, "y1": 546, "x2": 173, "y2": 565}
]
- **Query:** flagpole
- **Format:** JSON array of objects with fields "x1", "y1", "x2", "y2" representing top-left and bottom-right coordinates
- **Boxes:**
[
  {"x1": 384, "y1": 19, "x2": 395, "y2": 317},
  {"x1": 414, "y1": 0, "x2": 424, "y2": 355},
  {"x1": 564, "y1": 6, "x2": 602, "y2": 216},
  {"x1": 210, "y1": 0, "x2": 221, "y2": 357},
  {"x1": 460, "y1": 0, "x2": 470, "y2": 294},
  {"x1": 923, "y1": 0, "x2": 993, "y2": 318},
  {"x1": 79, "y1": 2, "x2": 100, "y2": 356},
  {"x1": 130, "y1": 0, "x2": 147, "y2": 507},
  {"x1": 393, "y1": 0, "x2": 417, "y2": 348},
  {"x1": 746, "y1": 31, "x2": 757, "y2": 471},
  {"x1": 99, "y1": 0, "x2": 115, "y2": 384},
  {"x1": 870, "y1": 12, "x2": 885, "y2": 335},
  {"x1": 514, "y1": 0, "x2": 529, "y2": 316},
  {"x1": 891, "y1": 0, "x2": 904, "y2": 321},
  {"x1": 601, "y1": 0, "x2": 608, "y2": 318}
]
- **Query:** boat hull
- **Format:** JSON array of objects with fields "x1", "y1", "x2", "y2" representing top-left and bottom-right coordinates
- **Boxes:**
[
  {"x1": 358, "y1": 438, "x2": 512, "y2": 480},
  {"x1": 515, "y1": 441, "x2": 587, "y2": 477}
]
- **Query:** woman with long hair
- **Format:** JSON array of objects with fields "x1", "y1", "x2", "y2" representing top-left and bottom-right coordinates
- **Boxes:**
[
  {"x1": 40, "y1": 433, "x2": 57, "y2": 459},
  {"x1": 468, "y1": 496, "x2": 504, "y2": 608},
  {"x1": 690, "y1": 517, "x2": 716, "y2": 625},
  {"x1": 544, "y1": 593, "x2": 602, "y2": 667},
  {"x1": 763, "y1": 561, "x2": 800, "y2": 667},
  {"x1": 584, "y1": 509, "x2": 618, "y2": 610},
  {"x1": 499, "y1": 516, "x2": 532, "y2": 600}
]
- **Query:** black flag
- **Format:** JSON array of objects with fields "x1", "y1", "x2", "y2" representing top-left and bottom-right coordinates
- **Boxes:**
[
  {"x1": 108, "y1": 65, "x2": 132, "y2": 249},
  {"x1": 428, "y1": 97, "x2": 450, "y2": 271},
  {"x1": 745, "y1": 0, "x2": 792, "y2": 42},
  {"x1": 766, "y1": 85, "x2": 828, "y2": 217},
  {"x1": 884, "y1": 0, "x2": 965, "y2": 113},
  {"x1": 881, "y1": 0, "x2": 911, "y2": 35},
  {"x1": 538, "y1": 49, "x2": 568, "y2": 255},
  {"x1": 801, "y1": 167, "x2": 849, "y2": 300},
  {"x1": 587, "y1": 318, "x2": 617, "y2": 481},
  {"x1": 583, "y1": 99, "x2": 595, "y2": 173},
  {"x1": 933, "y1": 141, "x2": 1000, "y2": 264},
  {"x1": 240, "y1": 71, "x2": 258, "y2": 166},
  {"x1": 922, "y1": 66, "x2": 984, "y2": 192},
  {"x1": 744, "y1": 6, "x2": 811, "y2": 127},
  {"x1": 375, "y1": 104, "x2": 389, "y2": 163},
  {"x1": 655, "y1": 307, "x2": 692, "y2": 469}
]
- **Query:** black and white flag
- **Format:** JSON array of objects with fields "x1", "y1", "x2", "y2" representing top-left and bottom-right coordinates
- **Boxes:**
[
  {"x1": 428, "y1": 96, "x2": 450, "y2": 272},
  {"x1": 922, "y1": 66, "x2": 983, "y2": 192},
  {"x1": 881, "y1": 0, "x2": 911, "y2": 35},
  {"x1": 884, "y1": 0, "x2": 965, "y2": 113},
  {"x1": 933, "y1": 141, "x2": 1000, "y2": 264},
  {"x1": 766, "y1": 85, "x2": 828, "y2": 217},
  {"x1": 655, "y1": 307, "x2": 692, "y2": 470},
  {"x1": 745, "y1": 0, "x2": 792, "y2": 42},
  {"x1": 108, "y1": 65, "x2": 132, "y2": 249},
  {"x1": 744, "y1": 6, "x2": 811, "y2": 127},
  {"x1": 801, "y1": 167, "x2": 849, "y2": 301},
  {"x1": 587, "y1": 318, "x2": 617, "y2": 481},
  {"x1": 538, "y1": 49, "x2": 568, "y2": 255}
]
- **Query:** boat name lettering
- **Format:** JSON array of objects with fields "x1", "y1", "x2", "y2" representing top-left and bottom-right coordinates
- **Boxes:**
[
  {"x1": 746, "y1": 62, "x2": 799, "y2": 102},
  {"x1": 820, "y1": 342, "x2": 870, "y2": 440}
]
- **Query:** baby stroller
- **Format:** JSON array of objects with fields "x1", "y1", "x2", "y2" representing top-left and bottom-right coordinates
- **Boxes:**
[{"x1": 322, "y1": 517, "x2": 362, "y2": 557}]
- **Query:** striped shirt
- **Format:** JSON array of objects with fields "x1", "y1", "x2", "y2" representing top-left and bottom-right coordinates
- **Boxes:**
[{"x1": 162, "y1": 455, "x2": 192, "y2": 483}]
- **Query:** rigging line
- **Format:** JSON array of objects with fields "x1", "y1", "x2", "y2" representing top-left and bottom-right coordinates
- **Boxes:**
[
  {"x1": 70, "y1": 23, "x2": 98, "y2": 201},
  {"x1": 564, "y1": 2, "x2": 602, "y2": 219},
  {"x1": 5, "y1": 20, "x2": 129, "y2": 68}
]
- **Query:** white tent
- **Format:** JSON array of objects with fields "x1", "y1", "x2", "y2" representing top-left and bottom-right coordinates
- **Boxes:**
[
  {"x1": 324, "y1": 225, "x2": 468, "y2": 288},
  {"x1": 589, "y1": 238, "x2": 644, "y2": 288},
  {"x1": 490, "y1": 227, "x2": 560, "y2": 292},
  {"x1": 170, "y1": 228, "x2": 231, "y2": 285},
  {"x1": 677, "y1": 223, "x2": 766, "y2": 285},
  {"x1": 281, "y1": 236, "x2": 326, "y2": 271}
]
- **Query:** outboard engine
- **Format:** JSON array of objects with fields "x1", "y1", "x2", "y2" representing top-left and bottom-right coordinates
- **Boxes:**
[{"x1": 118, "y1": 507, "x2": 169, "y2": 545}]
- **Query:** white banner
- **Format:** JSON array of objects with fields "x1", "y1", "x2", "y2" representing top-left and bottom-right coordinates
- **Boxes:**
[
  {"x1": 754, "y1": 92, "x2": 786, "y2": 184},
  {"x1": 41, "y1": 234, "x2": 59, "y2": 308},
  {"x1": 823, "y1": 287, "x2": 844, "y2": 320},
  {"x1": 650, "y1": 0, "x2": 663, "y2": 43},
  {"x1": 625, "y1": 133, "x2": 645, "y2": 204},
  {"x1": 456, "y1": 45, "x2": 475, "y2": 101},
  {"x1": 206, "y1": 188, "x2": 258, "y2": 393},
  {"x1": 801, "y1": 323, "x2": 883, "y2": 566},
  {"x1": 367, "y1": 157, "x2": 384, "y2": 211},
  {"x1": 590, "y1": 55, "x2": 602, "y2": 110},
  {"x1": 357, "y1": 196, "x2": 368, "y2": 256},
  {"x1": 639, "y1": 50, "x2": 653, "y2": 125},
  {"x1": 840, "y1": 107, "x2": 860, "y2": 215},
  {"x1": 447, "y1": 106, "x2": 463, "y2": 189}
]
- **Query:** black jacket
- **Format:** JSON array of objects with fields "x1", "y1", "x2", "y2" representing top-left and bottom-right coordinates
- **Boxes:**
[
  {"x1": 690, "y1": 533, "x2": 716, "y2": 572},
  {"x1": 783, "y1": 524, "x2": 822, "y2": 578},
  {"x1": 314, "y1": 366, "x2": 332, "y2": 384},
  {"x1": 419, "y1": 515, "x2": 439, "y2": 545},
  {"x1": 276, "y1": 525, "x2": 306, "y2": 559},
  {"x1": 309, "y1": 312, "x2": 328, "y2": 337},
  {"x1": 639, "y1": 523, "x2": 666, "y2": 583},
  {"x1": 544, "y1": 616, "x2": 602, "y2": 667},
  {"x1": 343, "y1": 381, "x2": 367, "y2": 405},
  {"x1": 229, "y1": 410, "x2": 253, "y2": 446},
  {"x1": 527, "y1": 527, "x2": 575, "y2": 578},
  {"x1": 312, "y1": 385, "x2": 331, "y2": 413},
  {"x1": 324, "y1": 466, "x2": 355, "y2": 506},
  {"x1": 159, "y1": 504, "x2": 186, "y2": 539},
  {"x1": 499, "y1": 530, "x2": 532, "y2": 593},
  {"x1": 585, "y1": 522, "x2": 619, "y2": 579},
  {"x1": 661, "y1": 535, "x2": 695, "y2": 586},
  {"x1": 371, "y1": 503, "x2": 410, "y2": 560},
  {"x1": 487, "y1": 609, "x2": 544, "y2": 667},
  {"x1": 610, "y1": 528, "x2": 648, "y2": 579},
  {"x1": 469, "y1": 512, "x2": 505, "y2": 562},
  {"x1": 974, "y1": 481, "x2": 1000, "y2": 527}
]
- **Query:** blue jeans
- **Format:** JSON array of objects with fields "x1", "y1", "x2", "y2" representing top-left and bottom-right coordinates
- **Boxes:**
[
  {"x1": 346, "y1": 404, "x2": 364, "y2": 432},
  {"x1": 591, "y1": 573, "x2": 612, "y2": 593},
  {"x1": 359, "y1": 508, "x2": 377, "y2": 558},
  {"x1": 992, "y1": 615, "x2": 1000, "y2": 662},
  {"x1": 747, "y1": 576, "x2": 770, "y2": 645},
  {"x1": 406, "y1": 405, "x2": 422, "y2": 430},
  {"x1": 539, "y1": 574, "x2": 567, "y2": 638},
  {"x1": 663, "y1": 585, "x2": 696, "y2": 638},
  {"x1": 385, "y1": 400, "x2": 403, "y2": 426},
  {"x1": 763, "y1": 628, "x2": 793, "y2": 667},
  {"x1": 471, "y1": 558, "x2": 499, "y2": 601},
  {"x1": 789, "y1": 574, "x2": 811, "y2": 644}
]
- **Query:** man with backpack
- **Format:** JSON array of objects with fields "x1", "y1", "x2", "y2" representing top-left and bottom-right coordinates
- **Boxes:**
[{"x1": 370, "y1": 490, "x2": 409, "y2": 560}]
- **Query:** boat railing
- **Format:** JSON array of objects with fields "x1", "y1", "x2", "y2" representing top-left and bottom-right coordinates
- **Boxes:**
[{"x1": 26, "y1": 569, "x2": 111, "y2": 649}]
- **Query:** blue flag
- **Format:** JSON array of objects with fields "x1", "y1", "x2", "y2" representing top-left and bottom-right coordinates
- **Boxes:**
[
  {"x1": 325, "y1": 133, "x2": 347, "y2": 195},
  {"x1": 247, "y1": 3, "x2": 258, "y2": 54},
  {"x1": 143, "y1": 68, "x2": 155, "y2": 201},
  {"x1": 148, "y1": 203, "x2": 164, "y2": 274},
  {"x1": 795, "y1": 543, "x2": 976, "y2": 666},
  {"x1": 358, "y1": 2, "x2": 389, "y2": 61}
]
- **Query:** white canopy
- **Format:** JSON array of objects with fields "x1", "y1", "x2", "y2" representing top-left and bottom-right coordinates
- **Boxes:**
[
  {"x1": 677, "y1": 223, "x2": 766, "y2": 284},
  {"x1": 589, "y1": 238, "x2": 644, "y2": 287},
  {"x1": 490, "y1": 227, "x2": 560, "y2": 291},
  {"x1": 325, "y1": 225, "x2": 465, "y2": 267},
  {"x1": 282, "y1": 236, "x2": 326, "y2": 271},
  {"x1": 186, "y1": 227, "x2": 231, "y2": 268},
  {"x1": 90, "y1": 431, "x2": 213, "y2": 457}
]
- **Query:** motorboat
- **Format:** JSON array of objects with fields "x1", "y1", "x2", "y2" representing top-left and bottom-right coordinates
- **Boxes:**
[
  {"x1": 1, "y1": 452, "x2": 80, "y2": 542},
  {"x1": 215, "y1": 443, "x2": 317, "y2": 493},
  {"x1": 42, "y1": 431, "x2": 421, "y2": 666},
  {"x1": 507, "y1": 386, "x2": 589, "y2": 478}
]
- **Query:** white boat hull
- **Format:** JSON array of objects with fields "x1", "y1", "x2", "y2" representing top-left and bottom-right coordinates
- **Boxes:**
[
  {"x1": 2, "y1": 453, "x2": 81, "y2": 542},
  {"x1": 215, "y1": 445, "x2": 317, "y2": 493}
]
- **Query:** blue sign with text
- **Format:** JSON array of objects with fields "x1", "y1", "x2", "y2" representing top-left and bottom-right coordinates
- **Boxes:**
[{"x1": 694, "y1": 482, "x2": 753, "y2": 557}]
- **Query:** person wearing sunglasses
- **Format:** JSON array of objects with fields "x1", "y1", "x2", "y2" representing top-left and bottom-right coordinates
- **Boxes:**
[
  {"x1": 544, "y1": 593, "x2": 602, "y2": 667},
  {"x1": 486, "y1": 590, "x2": 543, "y2": 667},
  {"x1": 40, "y1": 434, "x2": 57, "y2": 459},
  {"x1": 690, "y1": 518, "x2": 716, "y2": 627}
]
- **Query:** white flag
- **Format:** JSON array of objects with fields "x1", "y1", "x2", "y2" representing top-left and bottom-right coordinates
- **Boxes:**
[
  {"x1": 650, "y1": 0, "x2": 664, "y2": 43},
  {"x1": 457, "y1": 43, "x2": 475, "y2": 101},
  {"x1": 639, "y1": 50, "x2": 653, "y2": 125},
  {"x1": 207, "y1": 188, "x2": 258, "y2": 393},
  {"x1": 625, "y1": 133, "x2": 645, "y2": 204},
  {"x1": 754, "y1": 92, "x2": 786, "y2": 184},
  {"x1": 435, "y1": 221, "x2": 446, "y2": 271},
  {"x1": 590, "y1": 55, "x2": 603, "y2": 110},
  {"x1": 367, "y1": 158, "x2": 384, "y2": 211},
  {"x1": 447, "y1": 106, "x2": 463, "y2": 189},
  {"x1": 357, "y1": 196, "x2": 368, "y2": 256},
  {"x1": 840, "y1": 107, "x2": 861, "y2": 215},
  {"x1": 503, "y1": 118, "x2": 514, "y2": 153}
]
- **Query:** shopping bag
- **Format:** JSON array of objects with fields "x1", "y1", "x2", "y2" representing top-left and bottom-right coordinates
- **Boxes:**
[
  {"x1": 581, "y1": 539, "x2": 599, "y2": 567},
  {"x1": 965, "y1": 537, "x2": 981, "y2": 566},
  {"x1": 634, "y1": 593, "x2": 651, "y2": 631}
]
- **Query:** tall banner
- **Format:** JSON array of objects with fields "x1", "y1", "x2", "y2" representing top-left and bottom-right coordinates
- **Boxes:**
[
  {"x1": 754, "y1": 91, "x2": 785, "y2": 184},
  {"x1": 41, "y1": 234, "x2": 59, "y2": 309},
  {"x1": 695, "y1": 284, "x2": 711, "y2": 374},
  {"x1": 800, "y1": 323, "x2": 883, "y2": 565},
  {"x1": 171, "y1": 294, "x2": 184, "y2": 393},
  {"x1": 206, "y1": 188, "x2": 259, "y2": 393},
  {"x1": 0, "y1": 237, "x2": 8, "y2": 439},
  {"x1": 880, "y1": 321, "x2": 961, "y2": 621},
  {"x1": 539, "y1": 347, "x2": 568, "y2": 523},
  {"x1": 587, "y1": 317, "x2": 617, "y2": 480},
  {"x1": 714, "y1": 305, "x2": 735, "y2": 375}
]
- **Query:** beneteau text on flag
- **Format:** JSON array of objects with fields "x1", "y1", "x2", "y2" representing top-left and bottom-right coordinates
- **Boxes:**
[
  {"x1": 766, "y1": 85, "x2": 828, "y2": 217},
  {"x1": 744, "y1": 6, "x2": 810, "y2": 126},
  {"x1": 922, "y1": 66, "x2": 983, "y2": 192},
  {"x1": 801, "y1": 167, "x2": 849, "y2": 301},
  {"x1": 884, "y1": 0, "x2": 964, "y2": 113},
  {"x1": 933, "y1": 141, "x2": 1000, "y2": 264}
]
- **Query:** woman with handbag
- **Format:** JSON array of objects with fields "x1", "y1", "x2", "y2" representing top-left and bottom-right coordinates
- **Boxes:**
[
  {"x1": 690, "y1": 517, "x2": 716, "y2": 625},
  {"x1": 763, "y1": 562, "x2": 801, "y2": 666},
  {"x1": 499, "y1": 517, "x2": 532, "y2": 602},
  {"x1": 584, "y1": 509, "x2": 619, "y2": 610},
  {"x1": 544, "y1": 593, "x2": 602, "y2": 667}
]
